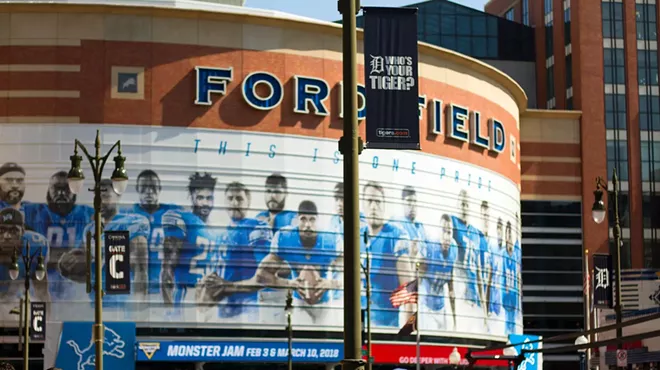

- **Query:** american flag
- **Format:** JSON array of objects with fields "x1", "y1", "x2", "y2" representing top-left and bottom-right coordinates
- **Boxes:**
[{"x1": 389, "y1": 279, "x2": 418, "y2": 307}]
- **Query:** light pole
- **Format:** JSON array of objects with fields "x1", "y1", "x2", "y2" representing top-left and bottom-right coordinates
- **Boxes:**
[
  {"x1": 591, "y1": 169, "x2": 623, "y2": 350},
  {"x1": 449, "y1": 347, "x2": 461, "y2": 369},
  {"x1": 359, "y1": 233, "x2": 371, "y2": 370},
  {"x1": 66, "y1": 129, "x2": 128, "y2": 370},
  {"x1": 575, "y1": 335, "x2": 589, "y2": 370},
  {"x1": 338, "y1": 0, "x2": 364, "y2": 369},
  {"x1": 285, "y1": 289, "x2": 293, "y2": 370},
  {"x1": 9, "y1": 242, "x2": 46, "y2": 370}
]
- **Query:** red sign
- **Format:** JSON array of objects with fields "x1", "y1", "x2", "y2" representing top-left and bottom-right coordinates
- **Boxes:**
[{"x1": 365, "y1": 343, "x2": 507, "y2": 367}]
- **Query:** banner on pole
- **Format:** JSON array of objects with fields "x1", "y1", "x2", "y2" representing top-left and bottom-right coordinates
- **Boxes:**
[
  {"x1": 105, "y1": 230, "x2": 131, "y2": 294},
  {"x1": 593, "y1": 253, "x2": 614, "y2": 308},
  {"x1": 30, "y1": 302, "x2": 46, "y2": 340},
  {"x1": 363, "y1": 7, "x2": 421, "y2": 150}
]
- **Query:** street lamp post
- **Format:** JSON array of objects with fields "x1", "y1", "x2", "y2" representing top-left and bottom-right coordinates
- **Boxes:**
[
  {"x1": 591, "y1": 169, "x2": 623, "y2": 350},
  {"x1": 359, "y1": 232, "x2": 372, "y2": 370},
  {"x1": 285, "y1": 289, "x2": 293, "y2": 370},
  {"x1": 449, "y1": 347, "x2": 461, "y2": 369},
  {"x1": 9, "y1": 242, "x2": 46, "y2": 370},
  {"x1": 575, "y1": 335, "x2": 589, "y2": 370},
  {"x1": 66, "y1": 129, "x2": 128, "y2": 370},
  {"x1": 338, "y1": 0, "x2": 365, "y2": 369}
]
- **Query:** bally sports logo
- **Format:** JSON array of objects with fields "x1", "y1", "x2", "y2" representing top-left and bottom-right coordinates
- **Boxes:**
[{"x1": 139, "y1": 342, "x2": 161, "y2": 360}]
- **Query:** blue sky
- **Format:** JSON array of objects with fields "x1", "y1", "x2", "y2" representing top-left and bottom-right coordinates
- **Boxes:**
[{"x1": 243, "y1": 0, "x2": 489, "y2": 21}]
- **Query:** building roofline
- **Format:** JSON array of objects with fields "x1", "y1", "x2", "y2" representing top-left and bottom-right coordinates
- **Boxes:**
[
  {"x1": 522, "y1": 109, "x2": 583, "y2": 119},
  {"x1": 0, "y1": 0, "x2": 529, "y2": 111}
]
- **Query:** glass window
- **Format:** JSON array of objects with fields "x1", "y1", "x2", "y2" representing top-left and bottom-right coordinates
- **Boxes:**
[
  {"x1": 547, "y1": 65, "x2": 555, "y2": 101},
  {"x1": 604, "y1": 66, "x2": 626, "y2": 84},
  {"x1": 457, "y1": 36, "x2": 471, "y2": 55},
  {"x1": 644, "y1": 240, "x2": 660, "y2": 268},
  {"x1": 471, "y1": 37, "x2": 487, "y2": 57},
  {"x1": 522, "y1": 241, "x2": 583, "y2": 257},
  {"x1": 472, "y1": 16, "x2": 487, "y2": 36},
  {"x1": 521, "y1": 201, "x2": 582, "y2": 214},
  {"x1": 567, "y1": 97, "x2": 574, "y2": 110},
  {"x1": 607, "y1": 160, "x2": 629, "y2": 182},
  {"x1": 604, "y1": 48, "x2": 625, "y2": 67},
  {"x1": 456, "y1": 16, "x2": 471, "y2": 35},
  {"x1": 523, "y1": 0, "x2": 530, "y2": 25},
  {"x1": 607, "y1": 190, "x2": 630, "y2": 226},
  {"x1": 605, "y1": 112, "x2": 627, "y2": 130},
  {"x1": 642, "y1": 194, "x2": 660, "y2": 228},
  {"x1": 523, "y1": 258, "x2": 582, "y2": 272},
  {"x1": 610, "y1": 240, "x2": 632, "y2": 269},
  {"x1": 545, "y1": 0, "x2": 553, "y2": 15},
  {"x1": 566, "y1": 54, "x2": 573, "y2": 88},
  {"x1": 505, "y1": 8, "x2": 514, "y2": 21},
  {"x1": 545, "y1": 25, "x2": 554, "y2": 57}
]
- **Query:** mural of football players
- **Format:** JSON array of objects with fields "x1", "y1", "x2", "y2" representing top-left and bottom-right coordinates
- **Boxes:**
[
  {"x1": 396, "y1": 186, "x2": 429, "y2": 261},
  {"x1": 196, "y1": 181, "x2": 272, "y2": 321},
  {"x1": 329, "y1": 182, "x2": 367, "y2": 305},
  {"x1": 0, "y1": 208, "x2": 50, "y2": 324},
  {"x1": 161, "y1": 172, "x2": 219, "y2": 320},
  {"x1": 362, "y1": 181, "x2": 412, "y2": 327},
  {"x1": 253, "y1": 200, "x2": 339, "y2": 325},
  {"x1": 503, "y1": 220, "x2": 518, "y2": 335},
  {"x1": 256, "y1": 173, "x2": 297, "y2": 232},
  {"x1": 0, "y1": 163, "x2": 27, "y2": 212},
  {"x1": 125, "y1": 170, "x2": 182, "y2": 307},
  {"x1": 419, "y1": 214, "x2": 457, "y2": 331},
  {"x1": 451, "y1": 190, "x2": 487, "y2": 330},
  {"x1": 480, "y1": 202, "x2": 503, "y2": 334},
  {"x1": 23, "y1": 171, "x2": 93, "y2": 303}
]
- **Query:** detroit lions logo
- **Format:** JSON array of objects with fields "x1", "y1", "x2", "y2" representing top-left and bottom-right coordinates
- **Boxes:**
[{"x1": 66, "y1": 326, "x2": 126, "y2": 370}]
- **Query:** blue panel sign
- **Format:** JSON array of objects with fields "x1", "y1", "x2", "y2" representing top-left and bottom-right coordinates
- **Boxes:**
[
  {"x1": 55, "y1": 322, "x2": 136, "y2": 370},
  {"x1": 508, "y1": 334, "x2": 543, "y2": 370},
  {"x1": 136, "y1": 340, "x2": 343, "y2": 363}
]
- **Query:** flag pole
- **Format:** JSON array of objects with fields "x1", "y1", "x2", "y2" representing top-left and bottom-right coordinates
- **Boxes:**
[{"x1": 415, "y1": 262, "x2": 421, "y2": 370}]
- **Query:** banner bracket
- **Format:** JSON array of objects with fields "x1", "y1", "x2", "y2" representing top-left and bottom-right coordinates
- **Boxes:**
[{"x1": 338, "y1": 136, "x2": 364, "y2": 155}]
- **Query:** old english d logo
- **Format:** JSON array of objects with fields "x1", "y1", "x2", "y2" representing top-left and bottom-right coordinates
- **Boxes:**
[{"x1": 139, "y1": 342, "x2": 161, "y2": 360}]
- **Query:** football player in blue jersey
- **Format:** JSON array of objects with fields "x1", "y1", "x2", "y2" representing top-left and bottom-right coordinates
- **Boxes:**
[
  {"x1": 419, "y1": 214, "x2": 457, "y2": 331},
  {"x1": 160, "y1": 172, "x2": 219, "y2": 319},
  {"x1": 480, "y1": 201, "x2": 503, "y2": 334},
  {"x1": 23, "y1": 171, "x2": 94, "y2": 303},
  {"x1": 68, "y1": 180, "x2": 150, "y2": 318},
  {"x1": 328, "y1": 182, "x2": 367, "y2": 304},
  {"x1": 395, "y1": 186, "x2": 429, "y2": 260},
  {"x1": 256, "y1": 174, "x2": 297, "y2": 232},
  {"x1": 0, "y1": 208, "x2": 50, "y2": 323},
  {"x1": 0, "y1": 163, "x2": 29, "y2": 213},
  {"x1": 451, "y1": 190, "x2": 488, "y2": 330},
  {"x1": 124, "y1": 170, "x2": 182, "y2": 306},
  {"x1": 252, "y1": 200, "x2": 340, "y2": 325},
  {"x1": 361, "y1": 181, "x2": 413, "y2": 328},
  {"x1": 502, "y1": 221, "x2": 518, "y2": 335},
  {"x1": 196, "y1": 181, "x2": 272, "y2": 321},
  {"x1": 254, "y1": 174, "x2": 297, "y2": 315}
]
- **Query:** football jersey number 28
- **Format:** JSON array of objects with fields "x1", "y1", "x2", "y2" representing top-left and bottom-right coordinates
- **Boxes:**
[
  {"x1": 47, "y1": 226, "x2": 76, "y2": 248},
  {"x1": 189, "y1": 236, "x2": 212, "y2": 280}
]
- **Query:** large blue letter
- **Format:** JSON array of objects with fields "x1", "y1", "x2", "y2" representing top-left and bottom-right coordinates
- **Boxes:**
[
  {"x1": 448, "y1": 104, "x2": 469, "y2": 143},
  {"x1": 489, "y1": 119, "x2": 506, "y2": 153},
  {"x1": 470, "y1": 111, "x2": 490, "y2": 149},
  {"x1": 195, "y1": 66, "x2": 233, "y2": 105},
  {"x1": 293, "y1": 76, "x2": 330, "y2": 116},
  {"x1": 431, "y1": 99, "x2": 443, "y2": 135},
  {"x1": 242, "y1": 71, "x2": 283, "y2": 110},
  {"x1": 418, "y1": 95, "x2": 427, "y2": 119}
]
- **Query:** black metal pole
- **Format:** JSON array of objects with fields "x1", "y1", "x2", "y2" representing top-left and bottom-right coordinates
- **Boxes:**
[
  {"x1": 338, "y1": 0, "x2": 364, "y2": 369},
  {"x1": 287, "y1": 311, "x2": 293, "y2": 370},
  {"x1": 22, "y1": 243, "x2": 31, "y2": 370},
  {"x1": 611, "y1": 168, "x2": 623, "y2": 352}
]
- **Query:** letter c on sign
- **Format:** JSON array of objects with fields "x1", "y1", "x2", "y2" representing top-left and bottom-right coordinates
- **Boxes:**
[
  {"x1": 110, "y1": 255, "x2": 124, "y2": 279},
  {"x1": 33, "y1": 315, "x2": 43, "y2": 332}
]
